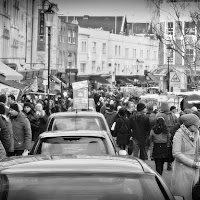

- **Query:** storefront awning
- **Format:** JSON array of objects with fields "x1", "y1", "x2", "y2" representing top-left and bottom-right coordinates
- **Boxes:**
[
  {"x1": 0, "y1": 61, "x2": 23, "y2": 81},
  {"x1": 116, "y1": 76, "x2": 133, "y2": 84},
  {"x1": 51, "y1": 75, "x2": 67, "y2": 88},
  {"x1": 147, "y1": 73, "x2": 159, "y2": 84},
  {"x1": 91, "y1": 76, "x2": 109, "y2": 84}
]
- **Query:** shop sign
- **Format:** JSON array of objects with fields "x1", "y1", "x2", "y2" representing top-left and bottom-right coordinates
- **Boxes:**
[
  {"x1": 73, "y1": 81, "x2": 89, "y2": 110},
  {"x1": 0, "y1": 83, "x2": 20, "y2": 99}
]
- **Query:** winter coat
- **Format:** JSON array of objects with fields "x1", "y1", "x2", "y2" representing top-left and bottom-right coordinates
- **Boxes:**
[
  {"x1": 1, "y1": 115, "x2": 14, "y2": 153},
  {"x1": 104, "y1": 110, "x2": 117, "y2": 129},
  {"x1": 0, "y1": 116, "x2": 11, "y2": 159},
  {"x1": 129, "y1": 112, "x2": 150, "y2": 144},
  {"x1": 10, "y1": 112, "x2": 32, "y2": 150},
  {"x1": 170, "y1": 127, "x2": 200, "y2": 200},
  {"x1": 113, "y1": 117, "x2": 130, "y2": 145}
]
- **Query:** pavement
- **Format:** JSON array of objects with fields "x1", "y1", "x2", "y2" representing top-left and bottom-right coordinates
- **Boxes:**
[{"x1": 145, "y1": 159, "x2": 173, "y2": 187}]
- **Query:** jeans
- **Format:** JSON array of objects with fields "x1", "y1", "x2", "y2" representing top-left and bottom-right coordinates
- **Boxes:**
[
  {"x1": 132, "y1": 138, "x2": 147, "y2": 160},
  {"x1": 154, "y1": 158, "x2": 166, "y2": 175}
]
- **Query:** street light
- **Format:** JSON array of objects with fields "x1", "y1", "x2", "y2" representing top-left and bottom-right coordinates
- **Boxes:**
[
  {"x1": 166, "y1": 44, "x2": 173, "y2": 92},
  {"x1": 44, "y1": 5, "x2": 55, "y2": 115}
]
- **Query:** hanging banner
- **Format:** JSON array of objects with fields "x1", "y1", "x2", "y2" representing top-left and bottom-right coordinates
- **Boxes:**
[{"x1": 73, "y1": 81, "x2": 89, "y2": 110}]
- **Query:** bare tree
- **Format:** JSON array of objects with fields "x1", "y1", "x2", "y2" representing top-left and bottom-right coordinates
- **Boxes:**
[{"x1": 146, "y1": 0, "x2": 200, "y2": 87}]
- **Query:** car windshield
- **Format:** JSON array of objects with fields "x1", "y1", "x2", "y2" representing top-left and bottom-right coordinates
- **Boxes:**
[
  {"x1": 48, "y1": 116, "x2": 107, "y2": 131},
  {"x1": 37, "y1": 136, "x2": 108, "y2": 155},
  {"x1": 1, "y1": 174, "x2": 167, "y2": 200}
]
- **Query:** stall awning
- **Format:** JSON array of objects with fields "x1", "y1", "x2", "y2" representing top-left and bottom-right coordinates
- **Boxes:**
[
  {"x1": 21, "y1": 78, "x2": 45, "y2": 91},
  {"x1": 51, "y1": 75, "x2": 67, "y2": 88},
  {"x1": 147, "y1": 73, "x2": 159, "y2": 84},
  {"x1": 0, "y1": 61, "x2": 23, "y2": 81}
]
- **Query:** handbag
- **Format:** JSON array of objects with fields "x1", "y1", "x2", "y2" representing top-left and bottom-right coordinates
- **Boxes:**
[{"x1": 192, "y1": 138, "x2": 200, "y2": 200}]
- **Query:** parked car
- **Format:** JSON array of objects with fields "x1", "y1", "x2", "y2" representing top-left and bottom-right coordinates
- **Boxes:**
[
  {"x1": 30, "y1": 130, "x2": 117, "y2": 155},
  {"x1": 0, "y1": 155, "x2": 183, "y2": 200}
]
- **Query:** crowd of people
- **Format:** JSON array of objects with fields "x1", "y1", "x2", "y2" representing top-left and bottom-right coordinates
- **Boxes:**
[{"x1": 0, "y1": 88, "x2": 199, "y2": 200}]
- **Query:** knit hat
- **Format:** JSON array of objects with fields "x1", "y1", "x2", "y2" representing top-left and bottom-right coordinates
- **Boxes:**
[
  {"x1": 24, "y1": 102, "x2": 33, "y2": 110},
  {"x1": 10, "y1": 103, "x2": 19, "y2": 112},
  {"x1": 137, "y1": 103, "x2": 146, "y2": 112},
  {"x1": 180, "y1": 114, "x2": 200, "y2": 128},
  {"x1": 0, "y1": 103, "x2": 5, "y2": 114},
  {"x1": 160, "y1": 102, "x2": 170, "y2": 113}
]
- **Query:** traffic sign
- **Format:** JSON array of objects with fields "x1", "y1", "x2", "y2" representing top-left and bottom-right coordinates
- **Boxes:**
[{"x1": 171, "y1": 73, "x2": 180, "y2": 82}]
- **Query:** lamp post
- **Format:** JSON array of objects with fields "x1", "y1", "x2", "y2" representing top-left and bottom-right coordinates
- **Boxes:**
[
  {"x1": 44, "y1": 5, "x2": 55, "y2": 116},
  {"x1": 166, "y1": 44, "x2": 173, "y2": 92}
]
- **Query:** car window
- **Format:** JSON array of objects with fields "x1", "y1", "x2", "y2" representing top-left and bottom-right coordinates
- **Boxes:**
[
  {"x1": 37, "y1": 137, "x2": 108, "y2": 155},
  {"x1": 3, "y1": 174, "x2": 168, "y2": 200},
  {"x1": 49, "y1": 116, "x2": 106, "y2": 132}
]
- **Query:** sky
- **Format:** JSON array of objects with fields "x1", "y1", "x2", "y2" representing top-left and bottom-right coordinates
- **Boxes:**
[{"x1": 51, "y1": 0, "x2": 153, "y2": 22}]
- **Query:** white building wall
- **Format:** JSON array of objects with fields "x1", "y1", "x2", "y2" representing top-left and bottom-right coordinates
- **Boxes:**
[{"x1": 77, "y1": 27, "x2": 159, "y2": 78}]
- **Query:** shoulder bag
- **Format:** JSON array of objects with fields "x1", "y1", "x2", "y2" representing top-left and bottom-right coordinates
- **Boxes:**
[{"x1": 192, "y1": 138, "x2": 200, "y2": 200}]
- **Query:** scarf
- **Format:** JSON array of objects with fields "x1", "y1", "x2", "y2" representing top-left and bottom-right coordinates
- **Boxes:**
[{"x1": 180, "y1": 124, "x2": 198, "y2": 142}]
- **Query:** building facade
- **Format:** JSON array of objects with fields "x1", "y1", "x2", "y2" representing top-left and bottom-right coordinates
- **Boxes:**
[
  {"x1": 155, "y1": 0, "x2": 200, "y2": 92},
  {"x1": 78, "y1": 27, "x2": 159, "y2": 87}
]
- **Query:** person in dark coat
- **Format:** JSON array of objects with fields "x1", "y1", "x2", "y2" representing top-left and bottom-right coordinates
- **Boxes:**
[
  {"x1": 113, "y1": 108, "x2": 130, "y2": 150},
  {"x1": 129, "y1": 103, "x2": 150, "y2": 160},
  {"x1": 9, "y1": 103, "x2": 32, "y2": 156}
]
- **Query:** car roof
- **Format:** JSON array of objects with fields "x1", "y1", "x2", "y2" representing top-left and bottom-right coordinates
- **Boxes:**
[
  {"x1": 49, "y1": 111, "x2": 104, "y2": 118},
  {"x1": 39, "y1": 130, "x2": 108, "y2": 139},
  {"x1": 0, "y1": 155, "x2": 155, "y2": 175}
]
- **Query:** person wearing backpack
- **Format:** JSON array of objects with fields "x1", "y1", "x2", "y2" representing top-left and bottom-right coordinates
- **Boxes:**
[
  {"x1": 113, "y1": 108, "x2": 130, "y2": 150},
  {"x1": 156, "y1": 102, "x2": 179, "y2": 170}
]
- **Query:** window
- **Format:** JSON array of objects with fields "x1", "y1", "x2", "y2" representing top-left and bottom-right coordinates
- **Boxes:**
[
  {"x1": 72, "y1": 31, "x2": 76, "y2": 44},
  {"x1": 147, "y1": 50, "x2": 150, "y2": 59},
  {"x1": 81, "y1": 41, "x2": 87, "y2": 52},
  {"x1": 168, "y1": 22, "x2": 173, "y2": 35},
  {"x1": 80, "y1": 63, "x2": 86, "y2": 73},
  {"x1": 185, "y1": 48, "x2": 194, "y2": 63},
  {"x1": 115, "y1": 45, "x2": 117, "y2": 55},
  {"x1": 68, "y1": 30, "x2": 72, "y2": 43},
  {"x1": 133, "y1": 49, "x2": 136, "y2": 58},
  {"x1": 119, "y1": 46, "x2": 121, "y2": 55},
  {"x1": 102, "y1": 43, "x2": 106, "y2": 54},
  {"x1": 118, "y1": 64, "x2": 120, "y2": 73},
  {"x1": 102, "y1": 61, "x2": 105, "y2": 73},
  {"x1": 63, "y1": 28, "x2": 65, "y2": 43},
  {"x1": 125, "y1": 48, "x2": 129, "y2": 58},
  {"x1": 92, "y1": 42, "x2": 96, "y2": 53},
  {"x1": 13, "y1": 0, "x2": 19, "y2": 26},
  {"x1": 185, "y1": 22, "x2": 195, "y2": 35},
  {"x1": 59, "y1": 28, "x2": 62, "y2": 42},
  {"x1": 92, "y1": 61, "x2": 96, "y2": 72},
  {"x1": 3, "y1": 0, "x2": 9, "y2": 14},
  {"x1": 140, "y1": 50, "x2": 143, "y2": 58},
  {"x1": 153, "y1": 51, "x2": 157, "y2": 60}
]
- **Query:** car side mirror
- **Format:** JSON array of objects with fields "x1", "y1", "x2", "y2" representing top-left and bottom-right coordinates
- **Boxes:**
[
  {"x1": 174, "y1": 196, "x2": 184, "y2": 200},
  {"x1": 118, "y1": 150, "x2": 127, "y2": 156}
]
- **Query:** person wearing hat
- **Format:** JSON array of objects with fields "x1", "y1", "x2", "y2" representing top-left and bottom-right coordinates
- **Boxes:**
[
  {"x1": 129, "y1": 102, "x2": 150, "y2": 160},
  {"x1": 170, "y1": 113, "x2": 200, "y2": 200},
  {"x1": 23, "y1": 102, "x2": 39, "y2": 142},
  {"x1": 9, "y1": 103, "x2": 32, "y2": 156}
]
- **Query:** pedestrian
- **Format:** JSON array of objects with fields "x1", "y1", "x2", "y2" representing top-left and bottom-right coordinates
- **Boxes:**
[
  {"x1": 129, "y1": 103, "x2": 150, "y2": 160},
  {"x1": 104, "y1": 104, "x2": 117, "y2": 132},
  {"x1": 149, "y1": 117, "x2": 170, "y2": 175},
  {"x1": 9, "y1": 103, "x2": 32, "y2": 156},
  {"x1": 113, "y1": 108, "x2": 130, "y2": 150},
  {"x1": 0, "y1": 103, "x2": 14, "y2": 157},
  {"x1": 170, "y1": 114, "x2": 200, "y2": 200},
  {"x1": 23, "y1": 102, "x2": 39, "y2": 142},
  {"x1": 156, "y1": 102, "x2": 179, "y2": 170}
]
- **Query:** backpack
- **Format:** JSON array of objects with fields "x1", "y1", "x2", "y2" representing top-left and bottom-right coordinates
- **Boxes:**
[{"x1": 118, "y1": 118, "x2": 128, "y2": 134}]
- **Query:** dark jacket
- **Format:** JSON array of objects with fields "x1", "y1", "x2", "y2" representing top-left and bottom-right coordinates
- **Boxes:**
[
  {"x1": 10, "y1": 112, "x2": 32, "y2": 150},
  {"x1": 104, "y1": 109, "x2": 117, "y2": 129},
  {"x1": 129, "y1": 112, "x2": 150, "y2": 142},
  {"x1": 0, "y1": 116, "x2": 11, "y2": 158},
  {"x1": 113, "y1": 117, "x2": 130, "y2": 145}
]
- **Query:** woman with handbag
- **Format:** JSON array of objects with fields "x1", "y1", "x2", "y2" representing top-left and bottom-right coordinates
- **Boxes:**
[
  {"x1": 170, "y1": 114, "x2": 200, "y2": 200},
  {"x1": 149, "y1": 117, "x2": 170, "y2": 175}
]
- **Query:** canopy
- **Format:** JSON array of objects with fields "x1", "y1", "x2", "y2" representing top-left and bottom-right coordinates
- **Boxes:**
[{"x1": 0, "y1": 61, "x2": 23, "y2": 81}]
